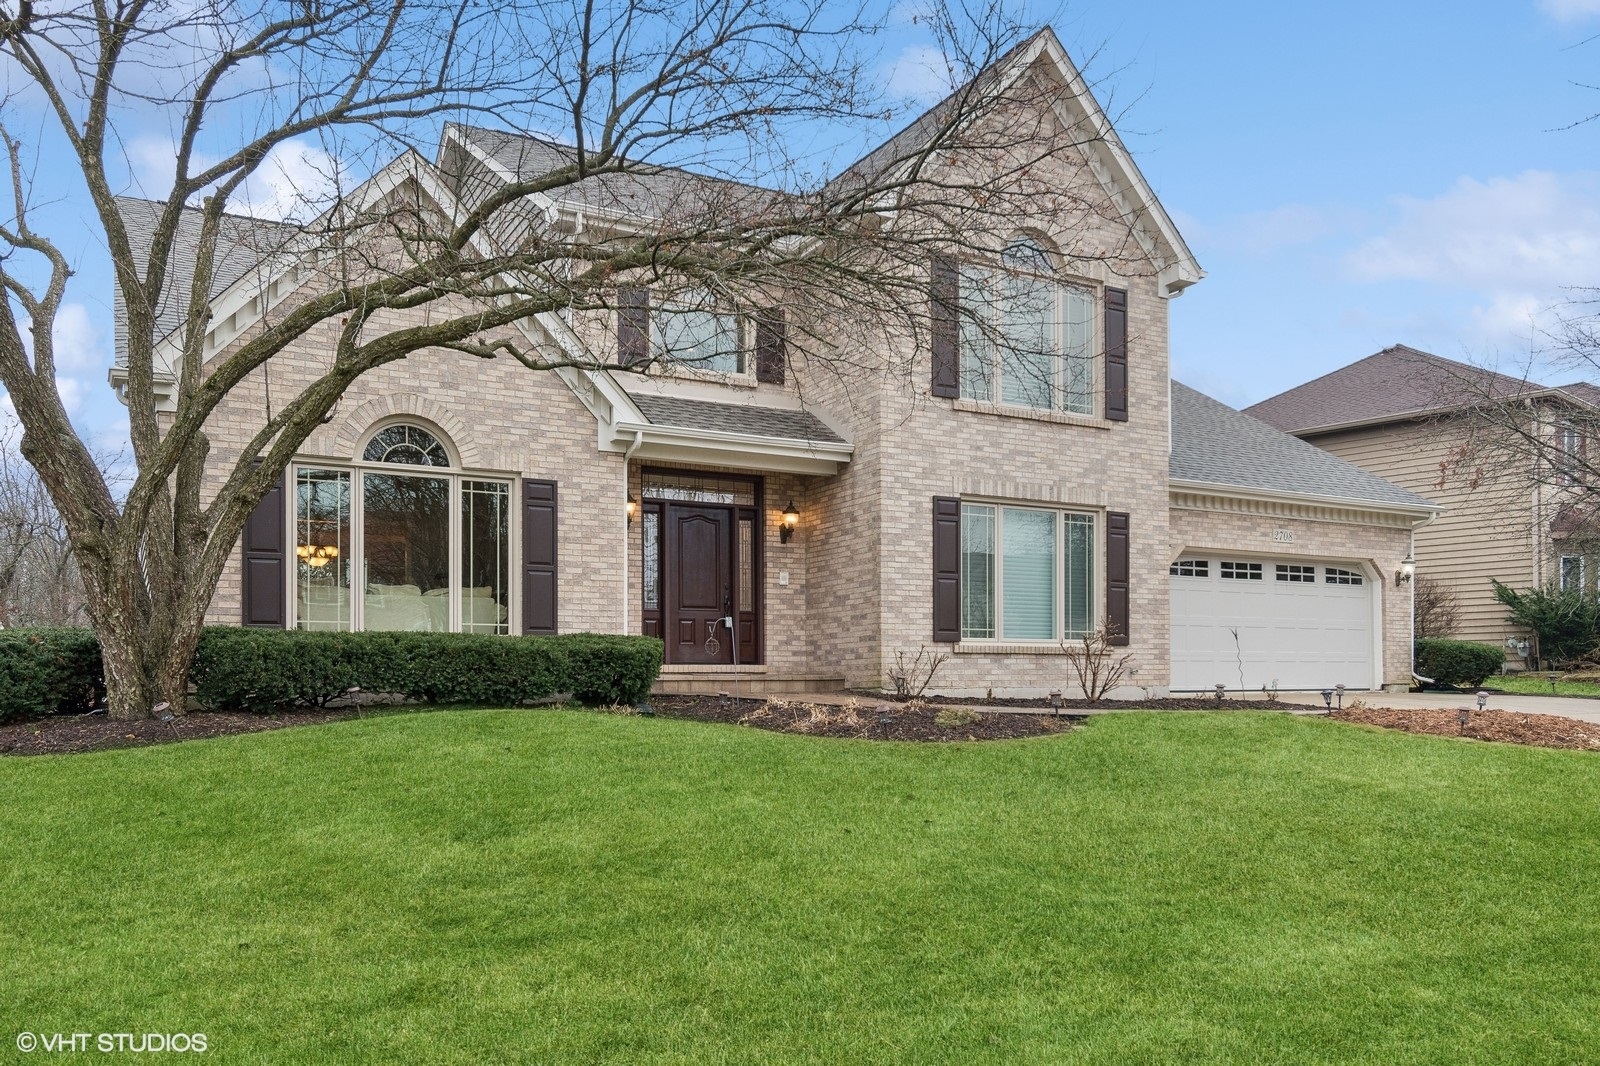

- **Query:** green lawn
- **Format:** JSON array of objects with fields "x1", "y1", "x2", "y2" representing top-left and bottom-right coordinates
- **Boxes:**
[
  {"x1": 1487, "y1": 673, "x2": 1600, "y2": 697},
  {"x1": 4, "y1": 711, "x2": 1600, "y2": 1064}
]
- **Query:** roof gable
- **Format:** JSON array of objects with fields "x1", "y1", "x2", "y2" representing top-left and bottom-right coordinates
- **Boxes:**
[{"x1": 830, "y1": 27, "x2": 1202, "y2": 297}]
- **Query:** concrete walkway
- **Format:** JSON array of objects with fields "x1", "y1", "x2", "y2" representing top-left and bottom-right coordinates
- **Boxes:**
[{"x1": 766, "y1": 689, "x2": 1600, "y2": 725}]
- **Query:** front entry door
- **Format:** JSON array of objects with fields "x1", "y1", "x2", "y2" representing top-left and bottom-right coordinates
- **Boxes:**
[{"x1": 666, "y1": 505, "x2": 734, "y2": 665}]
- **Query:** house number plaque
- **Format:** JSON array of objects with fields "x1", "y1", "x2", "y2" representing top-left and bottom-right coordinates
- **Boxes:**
[{"x1": 1270, "y1": 529, "x2": 1294, "y2": 543}]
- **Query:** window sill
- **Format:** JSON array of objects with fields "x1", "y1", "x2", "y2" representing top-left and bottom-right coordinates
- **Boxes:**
[
  {"x1": 951, "y1": 398, "x2": 1109, "y2": 429},
  {"x1": 952, "y1": 642, "x2": 1074, "y2": 655},
  {"x1": 650, "y1": 364, "x2": 756, "y2": 389}
]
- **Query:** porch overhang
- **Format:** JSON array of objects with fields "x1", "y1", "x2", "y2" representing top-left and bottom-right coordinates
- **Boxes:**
[{"x1": 604, "y1": 419, "x2": 853, "y2": 475}]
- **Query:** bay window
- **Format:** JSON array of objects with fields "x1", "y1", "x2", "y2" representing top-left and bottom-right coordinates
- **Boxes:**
[
  {"x1": 293, "y1": 423, "x2": 512, "y2": 633},
  {"x1": 959, "y1": 238, "x2": 1095, "y2": 415},
  {"x1": 960, "y1": 502, "x2": 1096, "y2": 641}
]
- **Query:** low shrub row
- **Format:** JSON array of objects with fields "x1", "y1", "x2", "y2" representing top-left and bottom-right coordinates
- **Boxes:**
[
  {"x1": 1414, "y1": 638, "x2": 1504, "y2": 688},
  {"x1": 191, "y1": 629, "x2": 662, "y2": 710},
  {"x1": 0, "y1": 627, "x2": 662, "y2": 720},
  {"x1": 0, "y1": 628, "x2": 105, "y2": 723}
]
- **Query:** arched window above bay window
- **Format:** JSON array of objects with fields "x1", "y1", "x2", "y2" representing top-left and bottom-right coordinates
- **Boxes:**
[{"x1": 362, "y1": 423, "x2": 451, "y2": 467}]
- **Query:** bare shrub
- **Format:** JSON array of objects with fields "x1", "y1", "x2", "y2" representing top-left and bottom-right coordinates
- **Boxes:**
[
  {"x1": 1062, "y1": 622, "x2": 1135, "y2": 704},
  {"x1": 1414, "y1": 576, "x2": 1462, "y2": 639},
  {"x1": 888, "y1": 647, "x2": 951, "y2": 698}
]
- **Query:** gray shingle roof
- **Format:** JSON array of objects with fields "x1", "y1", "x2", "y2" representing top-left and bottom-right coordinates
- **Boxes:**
[
  {"x1": 1244, "y1": 344, "x2": 1536, "y2": 435},
  {"x1": 452, "y1": 126, "x2": 783, "y2": 220},
  {"x1": 629, "y1": 393, "x2": 844, "y2": 444},
  {"x1": 113, "y1": 196, "x2": 298, "y2": 361},
  {"x1": 1172, "y1": 381, "x2": 1437, "y2": 511}
]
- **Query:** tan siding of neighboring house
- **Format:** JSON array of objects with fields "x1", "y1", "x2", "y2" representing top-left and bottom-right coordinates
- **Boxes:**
[{"x1": 1306, "y1": 421, "x2": 1533, "y2": 651}]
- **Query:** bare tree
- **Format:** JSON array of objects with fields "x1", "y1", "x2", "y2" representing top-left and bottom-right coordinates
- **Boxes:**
[
  {"x1": 0, "y1": 1, "x2": 1161, "y2": 718},
  {"x1": 1413, "y1": 575, "x2": 1461, "y2": 639}
]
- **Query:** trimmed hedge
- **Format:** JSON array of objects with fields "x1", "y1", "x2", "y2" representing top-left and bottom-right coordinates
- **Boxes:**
[
  {"x1": 192, "y1": 629, "x2": 663, "y2": 711},
  {"x1": 1415, "y1": 638, "x2": 1504, "y2": 689},
  {"x1": 0, "y1": 627, "x2": 662, "y2": 720},
  {"x1": 0, "y1": 627, "x2": 104, "y2": 723}
]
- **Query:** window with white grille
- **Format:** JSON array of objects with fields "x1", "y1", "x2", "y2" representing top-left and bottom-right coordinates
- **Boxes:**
[{"x1": 1220, "y1": 561, "x2": 1263, "y2": 580}]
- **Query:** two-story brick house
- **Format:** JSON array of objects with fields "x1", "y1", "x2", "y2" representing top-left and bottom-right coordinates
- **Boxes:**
[{"x1": 113, "y1": 28, "x2": 1437, "y2": 696}]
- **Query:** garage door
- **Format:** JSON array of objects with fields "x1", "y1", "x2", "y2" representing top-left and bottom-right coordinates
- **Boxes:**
[{"x1": 1170, "y1": 557, "x2": 1373, "y2": 692}]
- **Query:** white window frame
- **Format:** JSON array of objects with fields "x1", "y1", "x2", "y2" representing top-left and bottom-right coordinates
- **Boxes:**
[
  {"x1": 286, "y1": 432, "x2": 520, "y2": 635},
  {"x1": 957, "y1": 240, "x2": 1099, "y2": 417},
  {"x1": 651, "y1": 290, "x2": 746, "y2": 377},
  {"x1": 1559, "y1": 421, "x2": 1582, "y2": 486},
  {"x1": 959, "y1": 500, "x2": 1100, "y2": 643},
  {"x1": 1561, "y1": 554, "x2": 1585, "y2": 593}
]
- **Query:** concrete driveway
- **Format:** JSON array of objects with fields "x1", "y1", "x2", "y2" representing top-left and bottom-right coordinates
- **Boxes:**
[{"x1": 1278, "y1": 689, "x2": 1600, "y2": 725}]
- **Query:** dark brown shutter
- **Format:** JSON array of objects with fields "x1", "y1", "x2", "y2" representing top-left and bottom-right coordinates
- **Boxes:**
[
  {"x1": 930, "y1": 255, "x2": 959, "y2": 398},
  {"x1": 241, "y1": 470, "x2": 287, "y2": 628},
  {"x1": 618, "y1": 286, "x2": 649, "y2": 367},
  {"x1": 1105, "y1": 286, "x2": 1128, "y2": 422},
  {"x1": 522, "y1": 479, "x2": 558, "y2": 634},
  {"x1": 754, "y1": 308, "x2": 785, "y2": 385},
  {"x1": 932, "y1": 496, "x2": 961, "y2": 643},
  {"x1": 1106, "y1": 510, "x2": 1130, "y2": 646}
]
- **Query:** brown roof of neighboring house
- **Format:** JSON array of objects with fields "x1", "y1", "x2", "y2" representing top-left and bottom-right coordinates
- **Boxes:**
[{"x1": 1244, "y1": 344, "x2": 1540, "y2": 436}]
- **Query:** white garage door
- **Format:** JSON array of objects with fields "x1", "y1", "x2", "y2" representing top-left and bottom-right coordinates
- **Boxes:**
[{"x1": 1170, "y1": 557, "x2": 1374, "y2": 692}]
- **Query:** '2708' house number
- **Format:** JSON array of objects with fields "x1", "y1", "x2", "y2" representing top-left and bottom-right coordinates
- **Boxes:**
[{"x1": 1270, "y1": 529, "x2": 1294, "y2": 543}]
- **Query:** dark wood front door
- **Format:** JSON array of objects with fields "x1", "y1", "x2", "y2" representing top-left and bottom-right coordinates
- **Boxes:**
[{"x1": 666, "y1": 505, "x2": 734, "y2": 665}]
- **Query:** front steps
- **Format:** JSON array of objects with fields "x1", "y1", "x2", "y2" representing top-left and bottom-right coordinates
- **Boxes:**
[{"x1": 652, "y1": 664, "x2": 847, "y2": 696}]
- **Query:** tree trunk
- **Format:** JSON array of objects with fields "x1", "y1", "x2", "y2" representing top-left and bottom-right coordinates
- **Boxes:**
[
  {"x1": 88, "y1": 554, "x2": 207, "y2": 721},
  {"x1": 95, "y1": 606, "x2": 153, "y2": 720}
]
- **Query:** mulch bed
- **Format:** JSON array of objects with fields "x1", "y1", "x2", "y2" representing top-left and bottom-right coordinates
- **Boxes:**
[
  {"x1": 0, "y1": 708, "x2": 358, "y2": 757},
  {"x1": 648, "y1": 693, "x2": 1086, "y2": 741},
  {"x1": 858, "y1": 690, "x2": 1301, "y2": 711},
  {"x1": 1330, "y1": 707, "x2": 1600, "y2": 751}
]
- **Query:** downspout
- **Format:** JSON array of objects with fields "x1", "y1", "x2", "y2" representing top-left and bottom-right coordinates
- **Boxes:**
[{"x1": 622, "y1": 427, "x2": 644, "y2": 634}]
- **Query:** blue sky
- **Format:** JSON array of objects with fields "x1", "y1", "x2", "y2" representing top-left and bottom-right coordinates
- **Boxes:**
[{"x1": 28, "y1": 0, "x2": 1600, "y2": 446}]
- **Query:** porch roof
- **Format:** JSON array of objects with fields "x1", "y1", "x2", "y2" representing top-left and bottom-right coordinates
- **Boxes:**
[{"x1": 630, "y1": 394, "x2": 846, "y2": 445}]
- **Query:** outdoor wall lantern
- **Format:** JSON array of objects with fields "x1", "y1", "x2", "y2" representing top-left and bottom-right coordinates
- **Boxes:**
[
  {"x1": 1395, "y1": 554, "x2": 1415, "y2": 587},
  {"x1": 295, "y1": 544, "x2": 339, "y2": 567},
  {"x1": 626, "y1": 494, "x2": 639, "y2": 524},
  {"x1": 779, "y1": 501, "x2": 800, "y2": 544}
]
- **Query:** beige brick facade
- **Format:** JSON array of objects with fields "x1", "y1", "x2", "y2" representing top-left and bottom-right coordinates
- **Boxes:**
[{"x1": 190, "y1": 64, "x2": 1422, "y2": 699}]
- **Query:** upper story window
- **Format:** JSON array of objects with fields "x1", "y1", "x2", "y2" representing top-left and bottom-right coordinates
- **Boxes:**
[
  {"x1": 363, "y1": 423, "x2": 450, "y2": 466},
  {"x1": 652, "y1": 291, "x2": 743, "y2": 374},
  {"x1": 958, "y1": 238, "x2": 1095, "y2": 415},
  {"x1": 1559, "y1": 420, "x2": 1582, "y2": 485}
]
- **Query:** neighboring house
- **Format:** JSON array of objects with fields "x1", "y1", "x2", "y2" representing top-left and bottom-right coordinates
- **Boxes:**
[
  {"x1": 1249, "y1": 344, "x2": 1600, "y2": 659},
  {"x1": 111, "y1": 28, "x2": 1436, "y2": 695}
]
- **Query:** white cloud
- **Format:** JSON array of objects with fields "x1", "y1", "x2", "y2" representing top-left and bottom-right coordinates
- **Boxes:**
[
  {"x1": 1348, "y1": 171, "x2": 1600, "y2": 290},
  {"x1": 49, "y1": 303, "x2": 109, "y2": 376},
  {"x1": 1541, "y1": 0, "x2": 1600, "y2": 22},
  {"x1": 885, "y1": 45, "x2": 955, "y2": 104},
  {"x1": 227, "y1": 139, "x2": 347, "y2": 223},
  {"x1": 1346, "y1": 170, "x2": 1600, "y2": 347}
]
